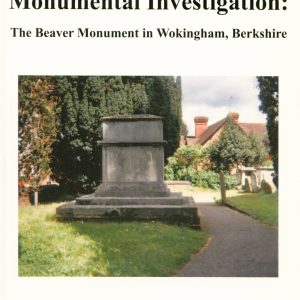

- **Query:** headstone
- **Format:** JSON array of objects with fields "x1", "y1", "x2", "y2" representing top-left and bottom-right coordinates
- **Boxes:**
[
  {"x1": 238, "y1": 167, "x2": 256, "y2": 188},
  {"x1": 57, "y1": 115, "x2": 200, "y2": 227},
  {"x1": 261, "y1": 179, "x2": 275, "y2": 194},
  {"x1": 245, "y1": 177, "x2": 252, "y2": 192},
  {"x1": 250, "y1": 171, "x2": 260, "y2": 193}
]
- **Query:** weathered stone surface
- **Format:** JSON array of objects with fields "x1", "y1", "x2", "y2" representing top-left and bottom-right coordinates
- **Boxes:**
[
  {"x1": 261, "y1": 180, "x2": 276, "y2": 194},
  {"x1": 250, "y1": 171, "x2": 260, "y2": 193},
  {"x1": 238, "y1": 167, "x2": 256, "y2": 187},
  {"x1": 94, "y1": 182, "x2": 170, "y2": 197},
  {"x1": 57, "y1": 197, "x2": 200, "y2": 227},
  {"x1": 96, "y1": 145, "x2": 168, "y2": 197},
  {"x1": 102, "y1": 115, "x2": 163, "y2": 143},
  {"x1": 76, "y1": 193, "x2": 184, "y2": 206},
  {"x1": 245, "y1": 177, "x2": 252, "y2": 192},
  {"x1": 105, "y1": 146, "x2": 163, "y2": 182}
]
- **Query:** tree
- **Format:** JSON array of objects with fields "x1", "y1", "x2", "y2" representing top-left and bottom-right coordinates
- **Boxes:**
[
  {"x1": 51, "y1": 76, "x2": 106, "y2": 194},
  {"x1": 257, "y1": 76, "x2": 278, "y2": 178},
  {"x1": 145, "y1": 76, "x2": 182, "y2": 158},
  {"x1": 246, "y1": 131, "x2": 268, "y2": 167},
  {"x1": 180, "y1": 120, "x2": 189, "y2": 136},
  {"x1": 125, "y1": 81, "x2": 149, "y2": 114},
  {"x1": 18, "y1": 77, "x2": 58, "y2": 204},
  {"x1": 51, "y1": 77, "x2": 80, "y2": 194},
  {"x1": 208, "y1": 117, "x2": 252, "y2": 172},
  {"x1": 105, "y1": 76, "x2": 129, "y2": 115},
  {"x1": 208, "y1": 117, "x2": 268, "y2": 173}
]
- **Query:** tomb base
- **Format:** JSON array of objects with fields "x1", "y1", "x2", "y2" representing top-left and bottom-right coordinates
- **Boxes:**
[
  {"x1": 56, "y1": 115, "x2": 201, "y2": 227},
  {"x1": 56, "y1": 196, "x2": 200, "y2": 227}
]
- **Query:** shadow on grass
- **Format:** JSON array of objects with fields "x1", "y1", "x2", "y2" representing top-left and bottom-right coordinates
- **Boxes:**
[
  {"x1": 19, "y1": 203, "x2": 208, "y2": 277},
  {"x1": 68, "y1": 220, "x2": 208, "y2": 277},
  {"x1": 29, "y1": 185, "x2": 75, "y2": 205}
]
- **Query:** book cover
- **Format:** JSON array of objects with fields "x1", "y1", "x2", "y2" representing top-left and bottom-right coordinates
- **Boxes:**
[{"x1": 1, "y1": 1, "x2": 300, "y2": 300}]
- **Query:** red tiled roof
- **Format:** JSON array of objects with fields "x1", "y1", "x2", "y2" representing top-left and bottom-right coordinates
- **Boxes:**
[
  {"x1": 238, "y1": 123, "x2": 267, "y2": 139},
  {"x1": 182, "y1": 118, "x2": 226, "y2": 146},
  {"x1": 182, "y1": 118, "x2": 266, "y2": 146},
  {"x1": 197, "y1": 118, "x2": 226, "y2": 145}
]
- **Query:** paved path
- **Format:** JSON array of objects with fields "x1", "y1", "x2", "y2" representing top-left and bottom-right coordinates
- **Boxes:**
[{"x1": 177, "y1": 197, "x2": 278, "y2": 277}]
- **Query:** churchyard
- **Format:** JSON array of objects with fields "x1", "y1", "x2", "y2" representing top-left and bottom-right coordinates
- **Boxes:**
[
  {"x1": 18, "y1": 186, "x2": 277, "y2": 276},
  {"x1": 18, "y1": 76, "x2": 278, "y2": 276},
  {"x1": 18, "y1": 115, "x2": 277, "y2": 276}
]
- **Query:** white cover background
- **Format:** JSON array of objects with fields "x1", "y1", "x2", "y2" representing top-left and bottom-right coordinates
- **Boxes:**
[{"x1": 1, "y1": 2, "x2": 300, "y2": 300}]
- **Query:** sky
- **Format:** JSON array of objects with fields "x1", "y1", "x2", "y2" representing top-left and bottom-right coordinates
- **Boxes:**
[{"x1": 181, "y1": 76, "x2": 267, "y2": 136}]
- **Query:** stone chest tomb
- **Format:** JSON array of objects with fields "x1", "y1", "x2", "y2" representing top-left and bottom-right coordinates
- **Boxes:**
[{"x1": 56, "y1": 115, "x2": 200, "y2": 227}]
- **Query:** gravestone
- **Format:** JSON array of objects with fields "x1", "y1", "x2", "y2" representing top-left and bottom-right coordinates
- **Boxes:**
[
  {"x1": 250, "y1": 171, "x2": 260, "y2": 193},
  {"x1": 245, "y1": 177, "x2": 252, "y2": 192},
  {"x1": 57, "y1": 115, "x2": 200, "y2": 227},
  {"x1": 261, "y1": 179, "x2": 275, "y2": 194},
  {"x1": 238, "y1": 167, "x2": 256, "y2": 187}
]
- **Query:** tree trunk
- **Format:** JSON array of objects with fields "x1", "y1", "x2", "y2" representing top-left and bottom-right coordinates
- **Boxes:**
[
  {"x1": 219, "y1": 171, "x2": 227, "y2": 204},
  {"x1": 34, "y1": 190, "x2": 39, "y2": 207}
]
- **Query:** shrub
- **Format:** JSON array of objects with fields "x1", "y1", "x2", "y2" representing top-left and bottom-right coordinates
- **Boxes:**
[
  {"x1": 192, "y1": 170, "x2": 236, "y2": 190},
  {"x1": 164, "y1": 145, "x2": 237, "y2": 190},
  {"x1": 165, "y1": 165, "x2": 236, "y2": 190},
  {"x1": 262, "y1": 159, "x2": 273, "y2": 167}
]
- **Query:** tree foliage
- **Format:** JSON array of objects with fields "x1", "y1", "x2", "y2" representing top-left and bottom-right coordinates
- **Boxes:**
[
  {"x1": 257, "y1": 76, "x2": 278, "y2": 174},
  {"x1": 165, "y1": 145, "x2": 207, "y2": 179},
  {"x1": 145, "y1": 76, "x2": 182, "y2": 158},
  {"x1": 174, "y1": 145, "x2": 205, "y2": 169},
  {"x1": 49, "y1": 76, "x2": 182, "y2": 194},
  {"x1": 208, "y1": 117, "x2": 267, "y2": 172},
  {"x1": 180, "y1": 120, "x2": 189, "y2": 136},
  {"x1": 18, "y1": 77, "x2": 59, "y2": 196},
  {"x1": 51, "y1": 76, "x2": 107, "y2": 194},
  {"x1": 246, "y1": 131, "x2": 268, "y2": 166}
]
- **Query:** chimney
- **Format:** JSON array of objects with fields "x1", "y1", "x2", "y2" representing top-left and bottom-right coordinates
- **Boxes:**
[
  {"x1": 228, "y1": 112, "x2": 239, "y2": 124},
  {"x1": 194, "y1": 116, "x2": 208, "y2": 138}
]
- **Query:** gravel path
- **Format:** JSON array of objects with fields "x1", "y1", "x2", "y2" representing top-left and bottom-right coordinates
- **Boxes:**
[{"x1": 177, "y1": 202, "x2": 278, "y2": 277}]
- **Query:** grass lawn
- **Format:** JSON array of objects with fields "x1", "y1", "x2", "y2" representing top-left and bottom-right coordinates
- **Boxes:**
[
  {"x1": 225, "y1": 191, "x2": 278, "y2": 227},
  {"x1": 19, "y1": 203, "x2": 208, "y2": 277}
]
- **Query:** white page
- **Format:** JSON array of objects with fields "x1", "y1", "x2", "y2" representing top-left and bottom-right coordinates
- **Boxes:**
[{"x1": 1, "y1": 1, "x2": 300, "y2": 300}]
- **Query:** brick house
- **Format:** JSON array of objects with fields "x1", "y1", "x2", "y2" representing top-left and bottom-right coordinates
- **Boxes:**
[
  {"x1": 180, "y1": 112, "x2": 267, "y2": 147},
  {"x1": 180, "y1": 112, "x2": 275, "y2": 189}
]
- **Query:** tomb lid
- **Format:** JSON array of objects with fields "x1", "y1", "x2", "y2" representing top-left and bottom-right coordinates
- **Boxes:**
[
  {"x1": 256, "y1": 166, "x2": 274, "y2": 171},
  {"x1": 102, "y1": 114, "x2": 164, "y2": 142},
  {"x1": 239, "y1": 167, "x2": 256, "y2": 171},
  {"x1": 101, "y1": 114, "x2": 163, "y2": 121}
]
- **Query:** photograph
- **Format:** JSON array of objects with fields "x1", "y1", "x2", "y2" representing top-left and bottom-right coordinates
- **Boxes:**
[{"x1": 18, "y1": 75, "x2": 278, "y2": 277}]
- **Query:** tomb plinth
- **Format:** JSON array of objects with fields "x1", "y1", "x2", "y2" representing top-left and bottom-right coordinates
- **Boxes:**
[{"x1": 57, "y1": 115, "x2": 200, "y2": 227}]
